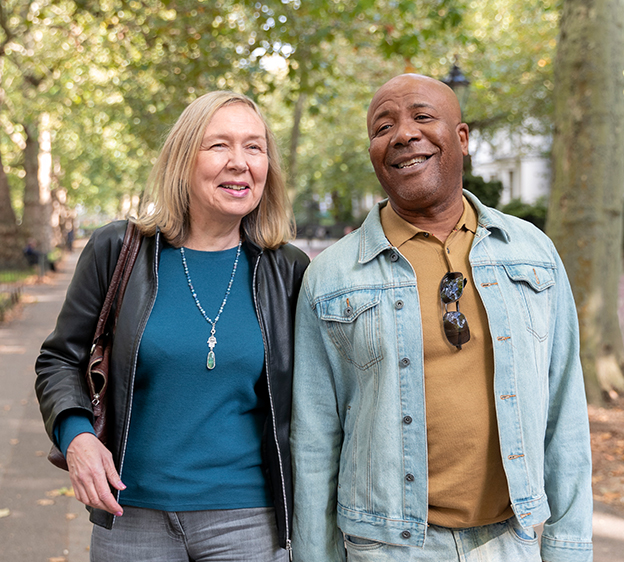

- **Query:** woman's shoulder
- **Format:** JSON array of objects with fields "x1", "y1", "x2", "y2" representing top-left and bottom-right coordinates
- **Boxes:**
[
  {"x1": 259, "y1": 243, "x2": 310, "y2": 282},
  {"x1": 274, "y1": 242, "x2": 310, "y2": 265},
  {"x1": 89, "y1": 220, "x2": 129, "y2": 247}
]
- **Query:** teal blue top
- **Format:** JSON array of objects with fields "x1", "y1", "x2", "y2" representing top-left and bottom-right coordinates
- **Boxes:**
[{"x1": 58, "y1": 243, "x2": 271, "y2": 511}]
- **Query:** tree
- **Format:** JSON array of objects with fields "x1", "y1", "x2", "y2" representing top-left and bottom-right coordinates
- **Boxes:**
[
  {"x1": 0, "y1": 149, "x2": 23, "y2": 266},
  {"x1": 547, "y1": 0, "x2": 624, "y2": 404},
  {"x1": 249, "y1": 0, "x2": 469, "y2": 189}
]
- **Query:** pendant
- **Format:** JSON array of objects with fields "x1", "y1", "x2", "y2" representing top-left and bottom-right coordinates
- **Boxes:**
[
  {"x1": 207, "y1": 335, "x2": 217, "y2": 370},
  {"x1": 207, "y1": 350, "x2": 216, "y2": 370}
]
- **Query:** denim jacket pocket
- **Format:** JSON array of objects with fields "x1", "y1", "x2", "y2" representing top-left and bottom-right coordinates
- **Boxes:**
[
  {"x1": 316, "y1": 290, "x2": 383, "y2": 370},
  {"x1": 344, "y1": 534, "x2": 385, "y2": 550},
  {"x1": 502, "y1": 264, "x2": 554, "y2": 341}
]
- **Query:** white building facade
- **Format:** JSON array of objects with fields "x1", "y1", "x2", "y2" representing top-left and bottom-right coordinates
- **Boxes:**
[{"x1": 470, "y1": 128, "x2": 551, "y2": 205}]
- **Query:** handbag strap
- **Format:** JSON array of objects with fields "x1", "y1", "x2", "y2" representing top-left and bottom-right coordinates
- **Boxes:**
[
  {"x1": 91, "y1": 222, "x2": 142, "y2": 348},
  {"x1": 112, "y1": 224, "x2": 142, "y2": 331}
]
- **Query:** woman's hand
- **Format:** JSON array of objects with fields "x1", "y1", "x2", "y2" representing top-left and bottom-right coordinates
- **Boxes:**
[{"x1": 65, "y1": 433, "x2": 126, "y2": 516}]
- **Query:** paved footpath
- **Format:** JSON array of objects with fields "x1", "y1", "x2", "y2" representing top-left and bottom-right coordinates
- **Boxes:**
[
  {"x1": 0, "y1": 240, "x2": 623, "y2": 561},
  {"x1": 0, "y1": 244, "x2": 90, "y2": 562}
]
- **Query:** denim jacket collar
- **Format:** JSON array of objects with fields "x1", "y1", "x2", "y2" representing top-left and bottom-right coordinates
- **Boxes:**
[{"x1": 359, "y1": 190, "x2": 511, "y2": 265}]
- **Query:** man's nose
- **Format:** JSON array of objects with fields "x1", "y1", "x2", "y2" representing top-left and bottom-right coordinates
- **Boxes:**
[{"x1": 392, "y1": 120, "x2": 422, "y2": 146}]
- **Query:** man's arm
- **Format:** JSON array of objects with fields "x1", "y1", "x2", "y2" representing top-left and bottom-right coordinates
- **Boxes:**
[
  {"x1": 540, "y1": 249, "x2": 593, "y2": 562},
  {"x1": 291, "y1": 282, "x2": 346, "y2": 562}
]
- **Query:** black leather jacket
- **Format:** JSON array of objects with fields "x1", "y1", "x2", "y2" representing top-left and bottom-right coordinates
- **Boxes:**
[{"x1": 35, "y1": 220, "x2": 309, "y2": 551}]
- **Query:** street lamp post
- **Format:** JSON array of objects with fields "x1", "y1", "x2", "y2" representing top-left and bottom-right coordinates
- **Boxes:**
[
  {"x1": 442, "y1": 61, "x2": 472, "y2": 172},
  {"x1": 442, "y1": 62, "x2": 471, "y2": 114}
]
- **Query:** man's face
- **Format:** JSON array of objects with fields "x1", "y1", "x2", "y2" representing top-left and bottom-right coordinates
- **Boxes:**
[{"x1": 367, "y1": 75, "x2": 469, "y2": 216}]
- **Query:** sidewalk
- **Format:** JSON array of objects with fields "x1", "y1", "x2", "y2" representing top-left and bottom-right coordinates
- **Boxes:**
[
  {"x1": 0, "y1": 245, "x2": 90, "y2": 562},
  {"x1": 0, "y1": 239, "x2": 623, "y2": 560}
]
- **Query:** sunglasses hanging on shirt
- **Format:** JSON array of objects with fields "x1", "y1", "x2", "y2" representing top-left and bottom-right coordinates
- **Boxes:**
[{"x1": 439, "y1": 271, "x2": 471, "y2": 350}]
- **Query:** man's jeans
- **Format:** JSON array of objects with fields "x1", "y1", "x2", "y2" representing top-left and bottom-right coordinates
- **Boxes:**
[
  {"x1": 343, "y1": 517, "x2": 541, "y2": 562},
  {"x1": 90, "y1": 506, "x2": 287, "y2": 562}
]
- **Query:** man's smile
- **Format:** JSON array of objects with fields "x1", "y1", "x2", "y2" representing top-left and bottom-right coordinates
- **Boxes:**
[{"x1": 391, "y1": 154, "x2": 432, "y2": 169}]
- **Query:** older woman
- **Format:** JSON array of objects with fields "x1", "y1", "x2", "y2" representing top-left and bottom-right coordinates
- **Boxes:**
[{"x1": 35, "y1": 91, "x2": 309, "y2": 561}]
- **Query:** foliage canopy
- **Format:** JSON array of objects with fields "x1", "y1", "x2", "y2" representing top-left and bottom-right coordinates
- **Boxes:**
[{"x1": 0, "y1": 0, "x2": 559, "y2": 222}]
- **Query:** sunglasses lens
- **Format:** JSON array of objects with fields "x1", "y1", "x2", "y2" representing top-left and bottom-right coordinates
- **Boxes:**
[
  {"x1": 440, "y1": 273, "x2": 467, "y2": 304},
  {"x1": 443, "y1": 311, "x2": 471, "y2": 347}
]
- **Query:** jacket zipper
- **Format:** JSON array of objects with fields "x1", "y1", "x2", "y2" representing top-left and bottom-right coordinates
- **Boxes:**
[
  {"x1": 251, "y1": 251, "x2": 292, "y2": 557},
  {"x1": 113, "y1": 231, "x2": 161, "y2": 523}
]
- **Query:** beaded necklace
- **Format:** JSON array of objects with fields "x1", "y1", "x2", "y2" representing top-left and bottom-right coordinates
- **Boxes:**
[{"x1": 180, "y1": 239, "x2": 242, "y2": 370}]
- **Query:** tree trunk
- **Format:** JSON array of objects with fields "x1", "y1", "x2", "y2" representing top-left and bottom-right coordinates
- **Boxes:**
[
  {"x1": 547, "y1": 0, "x2": 624, "y2": 404},
  {"x1": 288, "y1": 92, "x2": 307, "y2": 194},
  {"x1": 0, "y1": 150, "x2": 16, "y2": 227},
  {"x1": 21, "y1": 121, "x2": 52, "y2": 253},
  {"x1": 0, "y1": 150, "x2": 23, "y2": 267}
]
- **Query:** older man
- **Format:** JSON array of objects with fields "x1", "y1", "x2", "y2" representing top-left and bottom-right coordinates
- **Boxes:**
[{"x1": 290, "y1": 74, "x2": 592, "y2": 562}]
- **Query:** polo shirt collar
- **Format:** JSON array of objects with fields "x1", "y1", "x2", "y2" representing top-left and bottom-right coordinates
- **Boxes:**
[{"x1": 381, "y1": 196, "x2": 477, "y2": 250}]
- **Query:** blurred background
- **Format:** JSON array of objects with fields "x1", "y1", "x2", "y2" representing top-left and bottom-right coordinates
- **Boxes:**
[
  {"x1": 1, "y1": 3, "x2": 624, "y2": 559},
  {"x1": 0, "y1": 0, "x2": 623, "y2": 504}
]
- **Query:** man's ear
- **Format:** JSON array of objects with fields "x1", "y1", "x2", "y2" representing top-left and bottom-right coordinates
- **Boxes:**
[{"x1": 457, "y1": 123, "x2": 469, "y2": 156}]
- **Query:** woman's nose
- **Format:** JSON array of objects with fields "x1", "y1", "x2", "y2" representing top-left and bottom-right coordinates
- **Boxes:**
[{"x1": 227, "y1": 146, "x2": 249, "y2": 172}]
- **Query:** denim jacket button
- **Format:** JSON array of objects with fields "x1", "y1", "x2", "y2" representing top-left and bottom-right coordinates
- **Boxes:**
[
  {"x1": 405, "y1": 473, "x2": 415, "y2": 482},
  {"x1": 400, "y1": 357, "x2": 410, "y2": 367},
  {"x1": 401, "y1": 530, "x2": 411, "y2": 539},
  {"x1": 390, "y1": 252, "x2": 399, "y2": 262},
  {"x1": 403, "y1": 415, "x2": 413, "y2": 424},
  {"x1": 344, "y1": 306, "x2": 353, "y2": 316},
  {"x1": 395, "y1": 300, "x2": 404, "y2": 309}
]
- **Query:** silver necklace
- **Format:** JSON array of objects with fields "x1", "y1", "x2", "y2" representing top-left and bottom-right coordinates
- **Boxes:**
[{"x1": 180, "y1": 239, "x2": 242, "y2": 370}]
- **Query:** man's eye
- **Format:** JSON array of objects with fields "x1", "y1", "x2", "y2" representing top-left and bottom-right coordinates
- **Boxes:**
[{"x1": 377, "y1": 124, "x2": 392, "y2": 134}]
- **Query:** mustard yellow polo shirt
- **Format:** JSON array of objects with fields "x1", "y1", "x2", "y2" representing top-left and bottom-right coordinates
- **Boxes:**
[{"x1": 380, "y1": 198, "x2": 513, "y2": 528}]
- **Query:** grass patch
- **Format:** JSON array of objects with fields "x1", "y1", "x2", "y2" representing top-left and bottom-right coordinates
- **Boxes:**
[{"x1": 0, "y1": 270, "x2": 32, "y2": 284}]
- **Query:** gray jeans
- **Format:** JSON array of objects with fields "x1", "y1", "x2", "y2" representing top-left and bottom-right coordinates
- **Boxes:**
[{"x1": 90, "y1": 506, "x2": 288, "y2": 562}]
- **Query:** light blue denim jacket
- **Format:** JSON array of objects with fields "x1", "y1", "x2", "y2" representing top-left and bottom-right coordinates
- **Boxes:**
[{"x1": 291, "y1": 192, "x2": 592, "y2": 562}]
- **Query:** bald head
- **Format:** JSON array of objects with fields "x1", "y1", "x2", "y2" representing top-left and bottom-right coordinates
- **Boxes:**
[{"x1": 367, "y1": 74, "x2": 462, "y2": 139}]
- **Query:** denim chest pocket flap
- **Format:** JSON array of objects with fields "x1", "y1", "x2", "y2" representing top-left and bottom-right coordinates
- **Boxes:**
[
  {"x1": 501, "y1": 263, "x2": 555, "y2": 341},
  {"x1": 502, "y1": 263, "x2": 555, "y2": 292},
  {"x1": 316, "y1": 290, "x2": 383, "y2": 370}
]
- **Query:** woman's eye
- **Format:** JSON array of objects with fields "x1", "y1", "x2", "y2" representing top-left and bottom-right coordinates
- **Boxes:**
[{"x1": 248, "y1": 144, "x2": 266, "y2": 152}]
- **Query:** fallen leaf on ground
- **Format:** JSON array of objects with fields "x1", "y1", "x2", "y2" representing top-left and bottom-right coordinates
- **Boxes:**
[
  {"x1": 35, "y1": 450, "x2": 45, "y2": 457},
  {"x1": 9, "y1": 439, "x2": 18, "y2": 445},
  {"x1": 46, "y1": 487, "x2": 74, "y2": 498},
  {"x1": 0, "y1": 508, "x2": 10, "y2": 518},
  {"x1": 37, "y1": 499, "x2": 54, "y2": 506},
  {"x1": 48, "y1": 557, "x2": 67, "y2": 562},
  {"x1": 65, "y1": 513, "x2": 77, "y2": 521}
]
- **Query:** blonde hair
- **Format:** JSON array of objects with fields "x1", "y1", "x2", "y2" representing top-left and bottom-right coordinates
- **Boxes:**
[{"x1": 135, "y1": 91, "x2": 295, "y2": 249}]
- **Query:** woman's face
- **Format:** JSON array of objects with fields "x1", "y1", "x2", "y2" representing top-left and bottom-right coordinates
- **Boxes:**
[{"x1": 189, "y1": 103, "x2": 268, "y2": 230}]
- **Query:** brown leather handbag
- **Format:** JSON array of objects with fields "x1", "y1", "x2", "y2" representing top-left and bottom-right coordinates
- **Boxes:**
[{"x1": 47, "y1": 222, "x2": 142, "y2": 471}]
